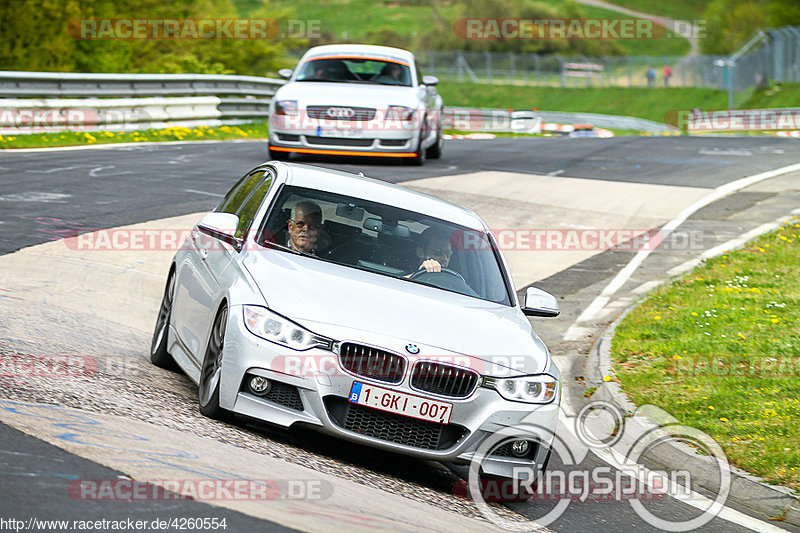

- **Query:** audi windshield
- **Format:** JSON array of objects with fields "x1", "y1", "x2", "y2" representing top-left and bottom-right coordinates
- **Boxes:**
[{"x1": 295, "y1": 57, "x2": 413, "y2": 87}]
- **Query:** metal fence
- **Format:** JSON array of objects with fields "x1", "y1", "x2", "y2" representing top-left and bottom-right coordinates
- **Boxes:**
[
  {"x1": 418, "y1": 51, "x2": 727, "y2": 89},
  {"x1": 417, "y1": 26, "x2": 800, "y2": 96},
  {"x1": 726, "y1": 27, "x2": 800, "y2": 92}
]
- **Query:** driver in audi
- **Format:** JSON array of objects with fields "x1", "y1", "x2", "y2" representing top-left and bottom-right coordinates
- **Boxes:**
[{"x1": 415, "y1": 227, "x2": 453, "y2": 273}]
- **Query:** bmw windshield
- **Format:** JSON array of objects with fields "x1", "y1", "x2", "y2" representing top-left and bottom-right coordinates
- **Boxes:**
[{"x1": 257, "y1": 185, "x2": 512, "y2": 305}]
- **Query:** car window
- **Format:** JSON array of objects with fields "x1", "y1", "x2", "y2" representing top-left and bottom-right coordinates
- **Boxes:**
[
  {"x1": 258, "y1": 185, "x2": 512, "y2": 305},
  {"x1": 217, "y1": 169, "x2": 265, "y2": 215},
  {"x1": 295, "y1": 57, "x2": 412, "y2": 87},
  {"x1": 233, "y1": 170, "x2": 274, "y2": 240}
]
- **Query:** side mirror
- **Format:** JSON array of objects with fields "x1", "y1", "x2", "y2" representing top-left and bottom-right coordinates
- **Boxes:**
[
  {"x1": 422, "y1": 75, "x2": 439, "y2": 86},
  {"x1": 197, "y1": 212, "x2": 242, "y2": 250},
  {"x1": 521, "y1": 287, "x2": 560, "y2": 317},
  {"x1": 278, "y1": 68, "x2": 293, "y2": 80}
]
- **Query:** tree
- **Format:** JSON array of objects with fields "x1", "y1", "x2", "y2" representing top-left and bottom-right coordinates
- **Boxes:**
[
  {"x1": 702, "y1": 0, "x2": 800, "y2": 54},
  {"x1": 0, "y1": 0, "x2": 302, "y2": 75}
]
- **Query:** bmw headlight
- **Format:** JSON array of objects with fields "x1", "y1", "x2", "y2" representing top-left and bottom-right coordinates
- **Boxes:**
[
  {"x1": 243, "y1": 305, "x2": 331, "y2": 351},
  {"x1": 485, "y1": 375, "x2": 558, "y2": 404}
]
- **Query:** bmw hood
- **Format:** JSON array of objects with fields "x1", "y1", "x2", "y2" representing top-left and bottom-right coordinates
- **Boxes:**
[
  {"x1": 242, "y1": 251, "x2": 550, "y2": 375},
  {"x1": 274, "y1": 81, "x2": 421, "y2": 110}
]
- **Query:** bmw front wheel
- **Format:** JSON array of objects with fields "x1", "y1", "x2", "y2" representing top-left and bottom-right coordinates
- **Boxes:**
[{"x1": 199, "y1": 305, "x2": 231, "y2": 420}]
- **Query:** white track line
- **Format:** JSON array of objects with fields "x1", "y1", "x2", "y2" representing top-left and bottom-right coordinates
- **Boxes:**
[{"x1": 564, "y1": 162, "x2": 800, "y2": 340}]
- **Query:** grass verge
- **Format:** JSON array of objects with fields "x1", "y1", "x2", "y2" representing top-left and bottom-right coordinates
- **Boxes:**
[
  {"x1": 438, "y1": 83, "x2": 728, "y2": 123},
  {"x1": 0, "y1": 123, "x2": 269, "y2": 149},
  {"x1": 611, "y1": 220, "x2": 800, "y2": 491}
]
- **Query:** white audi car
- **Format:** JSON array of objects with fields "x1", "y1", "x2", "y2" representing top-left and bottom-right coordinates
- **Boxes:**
[
  {"x1": 268, "y1": 44, "x2": 444, "y2": 165},
  {"x1": 151, "y1": 162, "x2": 560, "y2": 479}
]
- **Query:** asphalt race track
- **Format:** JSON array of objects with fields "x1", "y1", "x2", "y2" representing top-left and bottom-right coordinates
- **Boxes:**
[{"x1": 2, "y1": 136, "x2": 800, "y2": 532}]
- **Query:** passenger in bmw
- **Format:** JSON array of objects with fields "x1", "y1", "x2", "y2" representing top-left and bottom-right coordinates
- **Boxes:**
[{"x1": 287, "y1": 201, "x2": 329, "y2": 254}]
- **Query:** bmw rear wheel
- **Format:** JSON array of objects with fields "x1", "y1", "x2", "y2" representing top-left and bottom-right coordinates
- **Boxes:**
[{"x1": 150, "y1": 270, "x2": 176, "y2": 369}]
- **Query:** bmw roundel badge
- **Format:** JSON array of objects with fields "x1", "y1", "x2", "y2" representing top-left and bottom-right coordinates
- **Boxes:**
[{"x1": 405, "y1": 343, "x2": 420, "y2": 354}]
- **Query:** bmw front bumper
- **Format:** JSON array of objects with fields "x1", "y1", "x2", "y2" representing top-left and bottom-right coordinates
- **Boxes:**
[{"x1": 220, "y1": 305, "x2": 559, "y2": 477}]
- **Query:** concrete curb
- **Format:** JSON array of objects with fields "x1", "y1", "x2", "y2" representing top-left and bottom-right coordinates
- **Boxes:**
[{"x1": 589, "y1": 256, "x2": 800, "y2": 526}]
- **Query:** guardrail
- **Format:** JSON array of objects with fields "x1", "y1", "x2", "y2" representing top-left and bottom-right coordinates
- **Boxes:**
[
  {"x1": 442, "y1": 108, "x2": 542, "y2": 133},
  {"x1": 535, "y1": 111, "x2": 670, "y2": 132},
  {"x1": 0, "y1": 71, "x2": 278, "y2": 133},
  {"x1": 0, "y1": 71, "x2": 670, "y2": 134},
  {"x1": 442, "y1": 108, "x2": 670, "y2": 133},
  {"x1": 0, "y1": 71, "x2": 284, "y2": 98}
]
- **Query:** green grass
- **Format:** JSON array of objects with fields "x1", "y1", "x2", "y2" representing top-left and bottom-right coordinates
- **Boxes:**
[
  {"x1": 263, "y1": 0, "x2": 689, "y2": 56},
  {"x1": 266, "y1": 0, "x2": 462, "y2": 41},
  {"x1": 438, "y1": 82, "x2": 728, "y2": 123},
  {"x1": 601, "y1": 0, "x2": 713, "y2": 21},
  {"x1": 546, "y1": 0, "x2": 690, "y2": 56},
  {"x1": 0, "y1": 123, "x2": 268, "y2": 149},
  {"x1": 611, "y1": 221, "x2": 800, "y2": 491},
  {"x1": 741, "y1": 83, "x2": 800, "y2": 110}
]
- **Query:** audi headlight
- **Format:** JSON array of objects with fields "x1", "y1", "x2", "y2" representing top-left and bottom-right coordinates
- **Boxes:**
[
  {"x1": 486, "y1": 375, "x2": 558, "y2": 404},
  {"x1": 243, "y1": 305, "x2": 331, "y2": 351},
  {"x1": 274, "y1": 100, "x2": 298, "y2": 116},
  {"x1": 386, "y1": 105, "x2": 415, "y2": 121}
]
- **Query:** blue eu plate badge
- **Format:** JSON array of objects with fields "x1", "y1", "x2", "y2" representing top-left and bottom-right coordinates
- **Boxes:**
[{"x1": 349, "y1": 382, "x2": 363, "y2": 402}]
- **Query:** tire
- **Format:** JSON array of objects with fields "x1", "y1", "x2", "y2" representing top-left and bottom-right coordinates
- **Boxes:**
[
  {"x1": 406, "y1": 135, "x2": 426, "y2": 166},
  {"x1": 426, "y1": 125, "x2": 443, "y2": 160},
  {"x1": 268, "y1": 146, "x2": 290, "y2": 161},
  {"x1": 198, "y1": 305, "x2": 231, "y2": 421},
  {"x1": 150, "y1": 271, "x2": 177, "y2": 369}
]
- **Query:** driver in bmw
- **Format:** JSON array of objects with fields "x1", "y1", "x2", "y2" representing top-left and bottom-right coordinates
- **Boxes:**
[
  {"x1": 287, "y1": 201, "x2": 330, "y2": 254},
  {"x1": 416, "y1": 227, "x2": 453, "y2": 273}
]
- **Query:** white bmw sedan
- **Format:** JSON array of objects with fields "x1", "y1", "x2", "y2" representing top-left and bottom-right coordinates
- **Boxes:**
[
  {"x1": 151, "y1": 162, "x2": 560, "y2": 478},
  {"x1": 268, "y1": 44, "x2": 444, "y2": 165}
]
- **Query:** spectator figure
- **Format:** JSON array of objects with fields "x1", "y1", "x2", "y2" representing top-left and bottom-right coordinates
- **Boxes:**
[
  {"x1": 646, "y1": 67, "x2": 656, "y2": 88},
  {"x1": 663, "y1": 65, "x2": 673, "y2": 87}
]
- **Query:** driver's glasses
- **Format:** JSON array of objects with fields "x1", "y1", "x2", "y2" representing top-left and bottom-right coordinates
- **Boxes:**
[
  {"x1": 292, "y1": 220, "x2": 321, "y2": 230},
  {"x1": 427, "y1": 247, "x2": 453, "y2": 259}
]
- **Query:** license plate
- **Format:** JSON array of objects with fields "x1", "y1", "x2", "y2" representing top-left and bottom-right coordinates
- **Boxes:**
[
  {"x1": 322, "y1": 128, "x2": 362, "y2": 138},
  {"x1": 348, "y1": 382, "x2": 452, "y2": 424}
]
